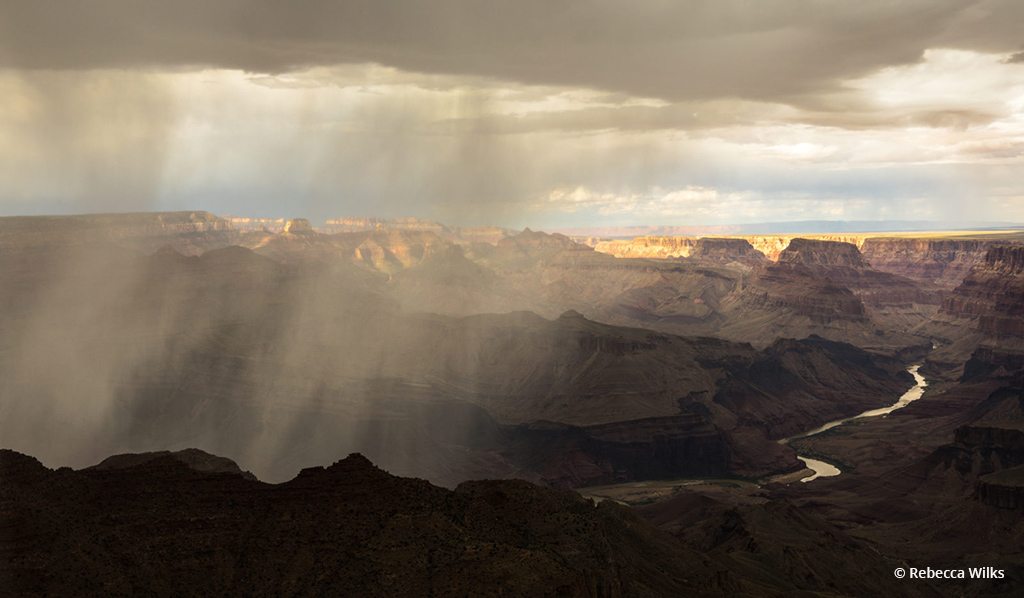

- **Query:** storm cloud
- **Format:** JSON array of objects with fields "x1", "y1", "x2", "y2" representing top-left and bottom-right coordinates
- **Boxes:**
[
  {"x1": 1, "y1": 1, "x2": 1023, "y2": 225},
  {"x1": 2, "y1": 1, "x2": 1022, "y2": 103}
]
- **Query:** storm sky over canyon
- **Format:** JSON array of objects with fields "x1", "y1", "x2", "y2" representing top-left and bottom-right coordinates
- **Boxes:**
[
  {"x1": 4, "y1": 5, "x2": 1024, "y2": 595},
  {"x1": 2, "y1": 0, "x2": 1024, "y2": 226}
]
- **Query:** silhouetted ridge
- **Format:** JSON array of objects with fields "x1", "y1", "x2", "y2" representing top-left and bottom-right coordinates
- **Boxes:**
[
  {"x1": 0, "y1": 449, "x2": 49, "y2": 483},
  {"x1": 90, "y1": 448, "x2": 256, "y2": 480},
  {"x1": 0, "y1": 448, "x2": 709, "y2": 596},
  {"x1": 292, "y1": 452, "x2": 392, "y2": 483}
]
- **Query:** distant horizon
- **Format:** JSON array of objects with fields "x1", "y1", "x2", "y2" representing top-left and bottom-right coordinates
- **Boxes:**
[
  {"x1": 2, "y1": 209, "x2": 1023, "y2": 238},
  {"x1": 548, "y1": 220, "x2": 1024, "y2": 238}
]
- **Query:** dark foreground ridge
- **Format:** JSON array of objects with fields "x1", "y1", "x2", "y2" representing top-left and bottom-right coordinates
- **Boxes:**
[
  {"x1": 0, "y1": 448, "x2": 933, "y2": 597},
  {"x1": 1, "y1": 449, "x2": 706, "y2": 596}
]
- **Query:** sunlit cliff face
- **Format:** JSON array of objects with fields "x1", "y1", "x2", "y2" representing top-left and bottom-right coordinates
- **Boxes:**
[{"x1": 1, "y1": 1, "x2": 1024, "y2": 226}]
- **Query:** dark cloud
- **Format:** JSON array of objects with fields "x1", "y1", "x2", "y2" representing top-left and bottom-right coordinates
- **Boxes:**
[
  {"x1": 2, "y1": 1, "x2": 1022, "y2": 104},
  {"x1": 1007, "y1": 52, "x2": 1024, "y2": 63},
  {"x1": 1, "y1": 1, "x2": 1023, "y2": 224}
]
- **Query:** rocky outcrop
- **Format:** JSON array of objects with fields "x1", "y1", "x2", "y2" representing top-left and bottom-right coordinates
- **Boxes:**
[
  {"x1": 322, "y1": 216, "x2": 452, "y2": 236},
  {"x1": 282, "y1": 218, "x2": 314, "y2": 234},
  {"x1": 737, "y1": 262, "x2": 868, "y2": 323},
  {"x1": 963, "y1": 347, "x2": 1024, "y2": 380},
  {"x1": 746, "y1": 234, "x2": 867, "y2": 260},
  {"x1": 778, "y1": 238, "x2": 866, "y2": 267},
  {"x1": 594, "y1": 236, "x2": 698, "y2": 258},
  {"x1": 515, "y1": 233, "x2": 932, "y2": 351},
  {"x1": 349, "y1": 230, "x2": 454, "y2": 273},
  {"x1": 715, "y1": 242, "x2": 934, "y2": 353},
  {"x1": 940, "y1": 245, "x2": 1024, "y2": 339},
  {"x1": 777, "y1": 238, "x2": 938, "y2": 308},
  {"x1": 985, "y1": 244, "x2": 1024, "y2": 274},
  {"x1": 977, "y1": 465, "x2": 1024, "y2": 510},
  {"x1": 908, "y1": 382, "x2": 1024, "y2": 510},
  {"x1": 244, "y1": 227, "x2": 455, "y2": 273},
  {"x1": 947, "y1": 424, "x2": 1024, "y2": 478},
  {"x1": 708, "y1": 335, "x2": 915, "y2": 438},
  {"x1": 501, "y1": 228, "x2": 591, "y2": 254},
  {"x1": 484, "y1": 325, "x2": 912, "y2": 483},
  {"x1": 226, "y1": 216, "x2": 288, "y2": 232},
  {"x1": 742, "y1": 236, "x2": 792, "y2": 261},
  {"x1": 691, "y1": 238, "x2": 766, "y2": 266},
  {"x1": 321, "y1": 218, "x2": 512, "y2": 245},
  {"x1": 594, "y1": 234, "x2": 868, "y2": 261},
  {"x1": 592, "y1": 233, "x2": 1023, "y2": 274},
  {"x1": 481, "y1": 228, "x2": 593, "y2": 271},
  {"x1": 920, "y1": 245, "x2": 1024, "y2": 376},
  {"x1": 861, "y1": 237, "x2": 1003, "y2": 289}
]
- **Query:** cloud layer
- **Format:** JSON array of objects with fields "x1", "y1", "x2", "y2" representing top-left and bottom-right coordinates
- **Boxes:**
[
  {"x1": 4, "y1": 1, "x2": 1023, "y2": 102},
  {"x1": 1, "y1": 1, "x2": 1023, "y2": 225}
]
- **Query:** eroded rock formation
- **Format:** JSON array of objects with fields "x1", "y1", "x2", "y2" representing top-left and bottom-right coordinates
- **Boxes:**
[
  {"x1": 861, "y1": 237, "x2": 1005, "y2": 289},
  {"x1": 939, "y1": 245, "x2": 1024, "y2": 341}
]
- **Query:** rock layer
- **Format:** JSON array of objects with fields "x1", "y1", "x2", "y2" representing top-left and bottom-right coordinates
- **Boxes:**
[
  {"x1": 940, "y1": 245, "x2": 1024, "y2": 340},
  {"x1": 861, "y1": 237, "x2": 1002, "y2": 289}
]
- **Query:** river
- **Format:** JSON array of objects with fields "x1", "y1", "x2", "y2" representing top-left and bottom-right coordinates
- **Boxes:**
[{"x1": 781, "y1": 364, "x2": 928, "y2": 483}]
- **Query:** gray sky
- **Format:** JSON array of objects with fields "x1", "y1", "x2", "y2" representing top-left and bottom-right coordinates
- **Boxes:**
[{"x1": 1, "y1": 1, "x2": 1023, "y2": 226}]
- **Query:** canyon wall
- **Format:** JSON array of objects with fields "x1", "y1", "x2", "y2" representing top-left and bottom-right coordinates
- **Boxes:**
[
  {"x1": 593, "y1": 236, "x2": 698, "y2": 258},
  {"x1": 322, "y1": 216, "x2": 451, "y2": 235},
  {"x1": 321, "y1": 217, "x2": 512, "y2": 245},
  {"x1": 940, "y1": 245, "x2": 1024, "y2": 338},
  {"x1": 977, "y1": 464, "x2": 1024, "y2": 510},
  {"x1": 0, "y1": 211, "x2": 232, "y2": 246},
  {"x1": 860, "y1": 238, "x2": 998, "y2": 289},
  {"x1": 594, "y1": 234, "x2": 867, "y2": 261},
  {"x1": 0, "y1": 211, "x2": 240, "y2": 256},
  {"x1": 593, "y1": 233, "x2": 1022, "y2": 285},
  {"x1": 226, "y1": 216, "x2": 288, "y2": 232}
]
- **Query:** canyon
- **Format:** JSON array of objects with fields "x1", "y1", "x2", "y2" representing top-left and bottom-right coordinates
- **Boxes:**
[
  {"x1": 2, "y1": 212, "x2": 1024, "y2": 595},
  {"x1": 591, "y1": 230, "x2": 1017, "y2": 281}
]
